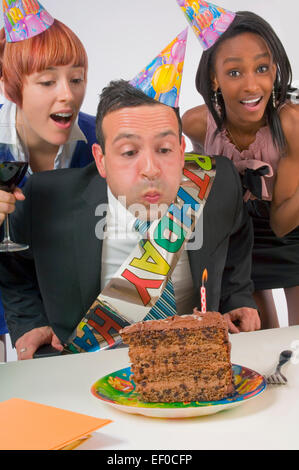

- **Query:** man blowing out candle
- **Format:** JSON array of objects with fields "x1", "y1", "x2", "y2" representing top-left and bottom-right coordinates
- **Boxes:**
[{"x1": 0, "y1": 80, "x2": 260, "y2": 359}]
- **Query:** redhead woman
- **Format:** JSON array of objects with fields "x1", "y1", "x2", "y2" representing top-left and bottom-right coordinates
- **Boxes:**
[{"x1": 0, "y1": 3, "x2": 96, "y2": 357}]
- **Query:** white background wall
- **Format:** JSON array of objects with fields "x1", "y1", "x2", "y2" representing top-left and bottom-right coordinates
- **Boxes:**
[
  {"x1": 39, "y1": 0, "x2": 299, "y2": 119},
  {"x1": 3, "y1": 0, "x2": 296, "y2": 359}
]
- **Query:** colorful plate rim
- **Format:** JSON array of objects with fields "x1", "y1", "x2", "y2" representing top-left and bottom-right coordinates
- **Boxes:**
[{"x1": 91, "y1": 364, "x2": 266, "y2": 411}]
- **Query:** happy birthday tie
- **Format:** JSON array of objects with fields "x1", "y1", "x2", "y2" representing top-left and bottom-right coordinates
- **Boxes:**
[{"x1": 134, "y1": 219, "x2": 176, "y2": 320}]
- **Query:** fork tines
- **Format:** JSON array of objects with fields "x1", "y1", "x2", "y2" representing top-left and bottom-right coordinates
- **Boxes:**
[{"x1": 265, "y1": 373, "x2": 287, "y2": 385}]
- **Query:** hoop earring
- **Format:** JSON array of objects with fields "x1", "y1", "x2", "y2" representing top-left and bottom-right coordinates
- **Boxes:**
[
  {"x1": 272, "y1": 87, "x2": 276, "y2": 109},
  {"x1": 213, "y1": 89, "x2": 221, "y2": 114},
  {"x1": 214, "y1": 90, "x2": 219, "y2": 108}
]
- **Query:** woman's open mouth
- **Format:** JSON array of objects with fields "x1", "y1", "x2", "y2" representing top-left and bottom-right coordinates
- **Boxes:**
[
  {"x1": 50, "y1": 112, "x2": 73, "y2": 128},
  {"x1": 240, "y1": 96, "x2": 263, "y2": 110}
]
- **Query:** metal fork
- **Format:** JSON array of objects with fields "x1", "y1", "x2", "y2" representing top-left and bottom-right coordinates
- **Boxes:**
[{"x1": 265, "y1": 350, "x2": 293, "y2": 385}]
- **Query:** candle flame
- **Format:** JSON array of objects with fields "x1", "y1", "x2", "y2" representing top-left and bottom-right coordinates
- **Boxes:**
[{"x1": 202, "y1": 269, "x2": 208, "y2": 284}]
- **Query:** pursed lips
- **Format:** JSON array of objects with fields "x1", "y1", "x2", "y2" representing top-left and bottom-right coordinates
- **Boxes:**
[{"x1": 142, "y1": 190, "x2": 162, "y2": 202}]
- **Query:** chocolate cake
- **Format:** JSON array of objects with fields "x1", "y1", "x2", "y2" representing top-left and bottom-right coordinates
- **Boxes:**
[{"x1": 120, "y1": 312, "x2": 234, "y2": 403}]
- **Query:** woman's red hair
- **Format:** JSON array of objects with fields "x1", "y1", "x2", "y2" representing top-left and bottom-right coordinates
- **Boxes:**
[{"x1": 0, "y1": 19, "x2": 88, "y2": 107}]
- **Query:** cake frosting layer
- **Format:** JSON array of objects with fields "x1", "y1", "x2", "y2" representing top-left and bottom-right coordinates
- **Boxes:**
[
  {"x1": 121, "y1": 312, "x2": 228, "y2": 334},
  {"x1": 128, "y1": 343, "x2": 230, "y2": 365},
  {"x1": 131, "y1": 361, "x2": 232, "y2": 382},
  {"x1": 135, "y1": 379, "x2": 235, "y2": 403}
]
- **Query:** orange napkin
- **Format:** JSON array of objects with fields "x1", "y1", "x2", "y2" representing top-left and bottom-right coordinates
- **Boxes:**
[{"x1": 0, "y1": 398, "x2": 112, "y2": 450}]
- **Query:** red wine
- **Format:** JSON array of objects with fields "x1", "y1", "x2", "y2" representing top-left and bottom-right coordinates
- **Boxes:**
[{"x1": 0, "y1": 161, "x2": 28, "y2": 192}]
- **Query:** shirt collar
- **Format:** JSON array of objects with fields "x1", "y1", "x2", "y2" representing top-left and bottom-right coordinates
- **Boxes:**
[
  {"x1": 0, "y1": 99, "x2": 19, "y2": 144},
  {"x1": 66, "y1": 115, "x2": 87, "y2": 144},
  {"x1": 107, "y1": 187, "x2": 136, "y2": 233}
]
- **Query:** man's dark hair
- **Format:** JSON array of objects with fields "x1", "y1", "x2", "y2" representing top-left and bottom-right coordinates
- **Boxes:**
[
  {"x1": 95, "y1": 79, "x2": 183, "y2": 153},
  {"x1": 196, "y1": 11, "x2": 292, "y2": 155}
]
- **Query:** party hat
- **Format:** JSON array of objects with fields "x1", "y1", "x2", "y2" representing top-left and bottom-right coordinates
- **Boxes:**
[
  {"x1": 130, "y1": 28, "x2": 188, "y2": 108},
  {"x1": 176, "y1": 0, "x2": 235, "y2": 50},
  {"x1": 3, "y1": 0, "x2": 54, "y2": 43}
]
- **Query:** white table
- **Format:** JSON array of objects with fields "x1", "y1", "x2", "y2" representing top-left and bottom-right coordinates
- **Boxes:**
[{"x1": 0, "y1": 326, "x2": 298, "y2": 450}]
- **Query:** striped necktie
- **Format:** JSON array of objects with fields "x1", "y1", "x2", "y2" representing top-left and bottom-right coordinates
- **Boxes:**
[{"x1": 134, "y1": 219, "x2": 176, "y2": 320}]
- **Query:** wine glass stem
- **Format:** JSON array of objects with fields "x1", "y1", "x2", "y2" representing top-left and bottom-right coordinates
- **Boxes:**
[{"x1": 3, "y1": 214, "x2": 11, "y2": 243}]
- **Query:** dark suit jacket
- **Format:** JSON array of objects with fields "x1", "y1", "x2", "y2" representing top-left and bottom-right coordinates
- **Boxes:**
[{"x1": 0, "y1": 158, "x2": 256, "y2": 345}]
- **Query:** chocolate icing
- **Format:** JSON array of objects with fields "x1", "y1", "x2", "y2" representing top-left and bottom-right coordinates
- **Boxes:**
[{"x1": 120, "y1": 311, "x2": 227, "y2": 334}]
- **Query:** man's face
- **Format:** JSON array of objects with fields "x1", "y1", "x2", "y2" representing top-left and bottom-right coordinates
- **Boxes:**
[{"x1": 93, "y1": 105, "x2": 186, "y2": 219}]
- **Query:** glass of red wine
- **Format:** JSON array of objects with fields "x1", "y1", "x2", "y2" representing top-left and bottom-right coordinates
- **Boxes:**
[{"x1": 0, "y1": 124, "x2": 29, "y2": 252}]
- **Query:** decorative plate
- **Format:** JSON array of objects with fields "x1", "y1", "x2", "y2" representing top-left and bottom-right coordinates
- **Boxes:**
[{"x1": 91, "y1": 364, "x2": 266, "y2": 418}]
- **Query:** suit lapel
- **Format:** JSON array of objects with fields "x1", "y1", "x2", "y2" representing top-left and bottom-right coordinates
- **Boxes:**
[{"x1": 73, "y1": 174, "x2": 108, "y2": 313}]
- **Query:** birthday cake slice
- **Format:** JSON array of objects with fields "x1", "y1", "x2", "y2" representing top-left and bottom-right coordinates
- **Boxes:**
[{"x1": 120, "y1": 311, "x2": 234, "y2": 403}]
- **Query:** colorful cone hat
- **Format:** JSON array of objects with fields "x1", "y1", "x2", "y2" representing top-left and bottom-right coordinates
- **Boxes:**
[
  {"x1": 3, "y1": 0, "x2": 54, "y2": 43},
  {"x1": 130, "y1": 28, "x2": 188, "y2": 108},
  {"x1": 176, "y1": 0, "x2": 235, "y2": 50}
]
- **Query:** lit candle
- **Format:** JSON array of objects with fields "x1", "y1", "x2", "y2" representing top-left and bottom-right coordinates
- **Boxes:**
[{"x1": 201, "y1": 269, "x2": 208, "y2": 313}]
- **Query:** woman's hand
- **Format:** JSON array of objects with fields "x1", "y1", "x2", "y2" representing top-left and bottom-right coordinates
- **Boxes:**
[{"x1": 0, "y1": 187, "x2": 25, "y2": 225}]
